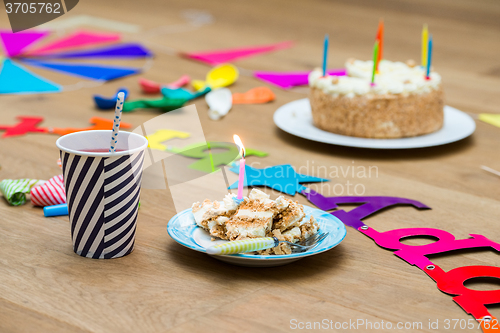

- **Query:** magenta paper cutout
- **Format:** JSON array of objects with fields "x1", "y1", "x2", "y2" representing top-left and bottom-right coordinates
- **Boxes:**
[
  {"x1": 254, "y1": 69, "x2": 347, "y2": 89},
  {"x1": 302, "y1": 187, "x2": 500, "y2": 328},
  {"x1": 302, "y1": 188, "x2": 430, "y2": 229},
  {"x1": 182, "y1": 41, "x2": 294, "y2": 65},
  {"x1": 361, "y1": 227, "x2": 500, "y2": 270},
  {"x1": 27, "y1": 30, "x2": 120, "y2": 55},
  {"x1": 0, "y1": 31, "x2": 48, "y2": 57}
]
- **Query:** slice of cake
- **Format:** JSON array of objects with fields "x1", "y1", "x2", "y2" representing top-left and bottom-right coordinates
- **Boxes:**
[
  {"x1": 273, "y1": 198, "x2": 306, "y2": 232},
  {"x1": 226, "y1": 189, "x2": 281, "y2": 240},
  {"x1": 192, "y1": 193, "x2": 240, "y2": 239},
  {"x1": 309, "y1": 59, "x2": 444, "y2": 138}
]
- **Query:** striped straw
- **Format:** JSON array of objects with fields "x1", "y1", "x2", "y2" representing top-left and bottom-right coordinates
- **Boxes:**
[
  {"x1": 206, "y1": 237, "x2": 278, "y2": 255},
  {"x1": 109, "y1": 92, "x2": 125, "y2": 153}
]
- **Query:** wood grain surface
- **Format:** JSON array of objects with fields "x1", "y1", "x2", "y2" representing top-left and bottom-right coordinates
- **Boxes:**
[{"x1": 0, "y1": 0, "x2": 499, "y2": 332}]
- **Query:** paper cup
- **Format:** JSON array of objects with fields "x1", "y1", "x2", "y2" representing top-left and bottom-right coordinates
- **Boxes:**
[{"x1": 56, "y1": 130, "x2": 148, "y2": 259}]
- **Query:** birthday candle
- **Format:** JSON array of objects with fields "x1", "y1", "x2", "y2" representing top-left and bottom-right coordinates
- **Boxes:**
[
  {"x1": 371, "y1": 40, "x2": 379, "y2": 85},
  {"x1": 426, "y1": 35, "x2": 433, "y2": 79},
  {"x1": 233, "y1": 135, "x2": 246, "y2": 199},
  {"x1": 422, "y1": 24, "x2": 428, "y2": 68},
  {"x1": 376, "y1": 19, "x2": 384, "y2": 71},
  {"x1": 322, "y1": 34, "x2": 329, "y2": 77}
]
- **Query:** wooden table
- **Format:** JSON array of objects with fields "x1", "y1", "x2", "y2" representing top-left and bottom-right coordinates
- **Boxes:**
[{"x1": 1, "y1": 0, "x2": 500, "y2": 331}]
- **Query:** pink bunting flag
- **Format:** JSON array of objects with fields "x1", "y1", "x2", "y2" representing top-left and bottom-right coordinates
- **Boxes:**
[
  {"x1": 254, "y1": 69, "x2": 347, "y2": 89},
  {"x1": 30, "y1": 175, "x2": 66, "y2": 206},
  {"x1": 26, "y1": 30, "x2": 121, "y2": 55},
  {"x1": 182, "y1": 41, "x2": 294, "y2": 65},
  {"x1": 0, "y1": 30, "x2": 48, "y2": 57}
]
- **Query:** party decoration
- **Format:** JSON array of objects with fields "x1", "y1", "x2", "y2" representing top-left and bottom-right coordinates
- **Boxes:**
[
  {"x1": 161, "y1": 86, "x2": 210, "y2": 101},
  {"x1": 30, "y1": 175, "x2": 66, "y2": 207},
  {"x1": 182, "y1": 41, "x2": 293, "y2": 65},
  {"x1": 206, "y1": 88, "x2": 232, "y2": 120},
  {"x1": 146, "y1": 129, "x2": 191, "y2": 151},
  {"x1": 233, "y1": 135, "x2": 246, "y2": 199},
  {"x1": 0, "y1": 59, "x2": 61, "y2": 94},
  {"x1": 301, "y1": 189, "x2": 500, "y2": 332},
  {"x1": 0, "y1": 30, "x2": 48, "y2": 57},
  {"x1": 479, "y1": 114, "x2": 500, "y2": 128},
  {"x1": 38, "y1": 43, "x2": 152, "y2": 59},
  {"x1": 22, "y1": 59, "x2": 140, "y2": 81},
  {"x1": 26, "y1": 30, "x2": 120, "y2": 55},
  {"x1": 139, "y1": 75, "x2": 190, "y2": 94},
  {"x1": 0, "y1": 116, "x2": 47, "y2": 138},
  {"x1": 44, "y1": 203, "x2": 69, "y2": 217},
  {"x1": 0, "y1": 30, "x2": 151, "y2": 95},
  {"x1": 48, "y1": 116, "x2": 132, "y2": 136},
  {"x1": 94, "y1": 88, "x2": 129, "y2": 110},
  {"x1": 253, "y1": 69, "x2": 347, "y2": 89},
  {"x1": 192, "y1": 64, "x2": 239, "y2": 91},
  {"x1": 0, "y1": 178, "x2": 45, "y2": 206},
  {"x1": 229, "y1": 164, "x2": 327, "y2": 196},
  {"x1": 123, "y1": 96, "x2": 186, "y2": 112},
  {"x1": 169, "y1": 142, "x2": 268, "y2": 174},
  {"x1": 232, "y1": 87, "x2": 275, "y2": 104}
]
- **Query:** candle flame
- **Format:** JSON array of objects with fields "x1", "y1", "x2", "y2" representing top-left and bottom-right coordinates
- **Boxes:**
[{"x1": 233, "y1": 134, "x2": 245, "y2": 157}]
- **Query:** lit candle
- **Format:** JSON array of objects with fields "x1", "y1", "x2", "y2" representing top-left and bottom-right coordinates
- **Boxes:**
[
  {"x1": 233, "y1": 134, "x2": 245, "y2": 199},
  {"x1": 422, "y1": 24, "x2": 428, "y2": 68},
  {"x1": 322, "y1": 34, "x2": 329, "y2": 77},
  {"x1": 371, "y1": 40, "x2": 379, "y2": 86},
  {"x1": 426, "y1": 34, "x2": 433, "y2": 79},
  {"x1": 376, "y1": 19, "x2": 384, "y2": 71}
]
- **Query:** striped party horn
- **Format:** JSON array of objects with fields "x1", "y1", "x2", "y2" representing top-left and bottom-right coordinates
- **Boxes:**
[
  {"x1": 206, "y1": 237, "x2": 278, "y2": 255},
  {"x1": 0, "y1": 178, "x2": 46, "y2": 206},
  {"x1": 31, "y1": 174, "x2": 66, "y2": 207},
  {"x1": 56, "y1": 130, "x2": 148, "y2": 259}
]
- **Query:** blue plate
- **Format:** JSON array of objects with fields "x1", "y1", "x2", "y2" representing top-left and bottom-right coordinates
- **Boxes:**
[{"x1": 167, "y1": 205, "x2": 346, "y2": 267}]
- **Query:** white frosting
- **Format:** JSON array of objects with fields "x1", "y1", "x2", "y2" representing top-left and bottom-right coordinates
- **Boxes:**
[
  {"x1": 226, "y1": 224, "x2": 268, "y2": 238},
  {"x1": 275, "y1": 196, "x2": 290, "y2": 210},
  {"x1": 192, "y1": 194, "x2": 240, "y2": 227},
  {"x1": 249, "y1": 188, "x2": 269, "y2": 201},
  {"x1": 283, "y1": 227, "x2": 301, "y2": 243},
  {"x1": 235, "y1": 209, "x2": 274, "y2": 221},
  {"x1": 309, "y1": 59, "x2": 441, "y2": 97}
]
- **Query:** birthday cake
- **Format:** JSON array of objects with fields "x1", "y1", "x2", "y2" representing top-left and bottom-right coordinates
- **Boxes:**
[
  {"x1": 191, "y1": 189, "x2": 319, "y2": 255},
  {"x1": 308, "y1": 59, "x2": 444, "y2": 138}
]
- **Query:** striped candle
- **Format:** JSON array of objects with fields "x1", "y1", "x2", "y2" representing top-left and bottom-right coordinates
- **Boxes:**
[{"x1": 109, "y1": 92, "x2": 125, "y2": 153}]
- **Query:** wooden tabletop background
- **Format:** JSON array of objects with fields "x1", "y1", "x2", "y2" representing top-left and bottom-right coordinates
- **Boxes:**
[{"x1": 1, "y1": 0, "x2": 500, "y2": 332}]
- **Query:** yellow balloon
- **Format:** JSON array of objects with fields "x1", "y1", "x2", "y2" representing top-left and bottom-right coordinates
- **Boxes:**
[{"x1": 193, "y1": 64, "x2": 239, "y2": 91}]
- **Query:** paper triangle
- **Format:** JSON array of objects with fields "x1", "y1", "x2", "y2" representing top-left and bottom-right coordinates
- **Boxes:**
[
  {"x1": 26, "y1": 30, "x2": 120, "y2": 55},
  {"x1": 0, "y1": 59, "x2": 61, "y2": 94},
  {"x1": 0, "y1": 30, "x2": 48, "y2": 57},
  {"x1": 36, "y1": 43, "x2": 152, "y2": 59},
  {"x1": 183, "y1": 41, "x2": 294, "y2": 65},
  {"x1": 22, "y1": 59, "x2": 139, "y2": 81},
  {"x1": 254, "y1": 69, "x2": 347, "y2": 89}
]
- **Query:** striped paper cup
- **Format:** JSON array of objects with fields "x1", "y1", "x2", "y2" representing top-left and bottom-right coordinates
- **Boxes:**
[{"x1": 56, "y1": 130, "x2": 148, "y2": 259}]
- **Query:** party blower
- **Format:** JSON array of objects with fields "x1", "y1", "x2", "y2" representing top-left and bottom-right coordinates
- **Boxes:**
[{"x1": 56, "y1": 92, "x2": 148, "y2": 259}]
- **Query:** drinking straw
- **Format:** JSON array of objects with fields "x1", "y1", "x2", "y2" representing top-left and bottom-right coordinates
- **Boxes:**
[{"x1": 109, "y1": 92, "x2": 125, "y2": 153}]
